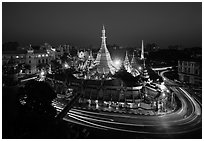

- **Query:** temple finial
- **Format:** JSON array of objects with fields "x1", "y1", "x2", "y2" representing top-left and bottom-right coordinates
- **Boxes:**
[
  {"x1": 102, "y1": 25, "x2": 105, "y2": 30},
  {"x1": 141, "y1": 40, "x2": 144, "y2": 60}
]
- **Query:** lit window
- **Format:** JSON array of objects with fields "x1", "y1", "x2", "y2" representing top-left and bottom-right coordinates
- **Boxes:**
[
  {"x1": 38, "y1": 55, "x2": 41, "y2": 57},
  {"x1": 42, "y1": 54, "x2": 45, "y2": 57},
  {"x1": 16, "y1": 56, "x2": 19, "y2": 58},
  {"x1": 46, "y1": 54, "x2": 48, "y2": 57}
]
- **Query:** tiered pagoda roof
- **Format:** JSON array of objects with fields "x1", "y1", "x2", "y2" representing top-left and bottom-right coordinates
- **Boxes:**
[{"x1": 94, "y1": 26, "x2": 116, "y2": 75}]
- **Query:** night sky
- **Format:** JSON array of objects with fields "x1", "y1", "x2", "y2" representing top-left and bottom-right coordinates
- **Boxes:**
[{"x1": 2, "y1": 2, "x2": 202, "y2": 49}]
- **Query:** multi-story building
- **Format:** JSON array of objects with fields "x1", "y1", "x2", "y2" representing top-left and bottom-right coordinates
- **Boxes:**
[
  {"x1": 2, "y1": 44, "x2": 55, "y2": 74},
  {"x1": 2, "y1": 50, "x2": 27, "y2": 65},
  {"x1": 55, "y1": 44, "x2": 71, "y2": 59},
  {"x1": 26, "y1": 46, "x2": 52, "y2": 74},
  {"x1": 178, "y1": 60, "x2": 202, "y2": 86}
]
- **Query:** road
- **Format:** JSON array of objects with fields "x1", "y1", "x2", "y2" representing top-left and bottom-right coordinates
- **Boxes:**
[{"x1": 62, "y1": 70, "x2": 201, "y2": 138}]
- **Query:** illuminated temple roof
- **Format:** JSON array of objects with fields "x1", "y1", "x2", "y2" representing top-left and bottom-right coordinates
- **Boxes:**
[{"x1": 94, "y1": 26, "x2": 116, "y2": 75}]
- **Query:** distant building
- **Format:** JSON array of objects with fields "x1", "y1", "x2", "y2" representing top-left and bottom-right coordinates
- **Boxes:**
[
  {"x1": 55, "y1": 44, "x2": 70, "y2": 59},
  {"x1": 2, "y1": 50, "x2": 27, "y2": 65},
  {"x1": 178, "y1": 60, "x2": 202, "y2": 86},
  {"x1": 123, "y1": 51, "x2": 132, "y2": 73},
  {"x1": 2, "y1": 44, "x2": 55, "y2": 74},
  {"x1": 26, "y1": 45, "x2": 52, "y2": 74}
]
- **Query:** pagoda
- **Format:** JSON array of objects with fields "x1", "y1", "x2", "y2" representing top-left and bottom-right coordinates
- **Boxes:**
[
  {"x1": 94, "y1": 26, "x2": 116, "y2": 75},
  {"x1": 123, "y1": 51, "x2": 132, "y2": 73},
  {"x1": 83, "y1": 50, "x2": 95, "y2": 70},
  {"x1": 140, "y1": 40, "x2": 150, "y2": 81},
  {"x1": 130, "y1": 52, "x2": 140, "y2": 76}
]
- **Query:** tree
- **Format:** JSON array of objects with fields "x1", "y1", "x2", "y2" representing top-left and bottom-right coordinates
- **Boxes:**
[
  {"x1": 24, "y1": 80, "x2": 57, "y2": 117},
  {"x1": 10, "y1": 80, "x2": 60, "y2": 138},
  {"x1": 2, "y1": 59, "x2": 21, "y2": 86},
  {"x1": 113, "y1": 69, "x2": 141, "y2": 87},
  {"x1": 36, "y1": 63, "x2": 49, "y2": 72},
  {"x1": 13, "y1": 63, "x2": 31, "y2": 74},
  {"x1": 2, "y1": 58, "x2": 25, "y2": 75},
  {"x1": 60, "y1": 53, "x2": 72, "y2": 63},
  {"x1": 24, "y1": 64, "x2": 31, "y2": 73},
  {"x1": 50, "y1": 59, "x2": 62, "y2": 73}
]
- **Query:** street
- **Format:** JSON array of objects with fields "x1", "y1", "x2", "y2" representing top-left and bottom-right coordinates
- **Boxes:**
[{"x1": 63, "y1": 70, "x2": 202, "y2": 137}]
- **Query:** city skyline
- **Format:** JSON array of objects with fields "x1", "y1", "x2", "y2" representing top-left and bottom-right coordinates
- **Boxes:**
[{"x1": 3, "y1": 2, "x2": 202, "y2": 49}]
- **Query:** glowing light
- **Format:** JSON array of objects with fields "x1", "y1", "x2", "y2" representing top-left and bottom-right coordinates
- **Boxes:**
[
  {"x1": 16, "y1": 56, "x2": 19, "y2": 58},
  {"x1": 51, "y1": 48, "x2": 56, "y2": 51},
  {"x1": 159, "y1": 82, "x2": 167, "y2": 92},
  {"x1": 42, "y1": 54, "x2": 45, "y2": 57},
  {"x1": 114, "y1": 59, "x2": 121, "y2": 68},
  {"x1": 40, "y1": 71, "x2": 45, "y2": 76},
  {"x1": 38, "y1": 55, "x2": 41, "y2": 57},
  {"x1": 138, "y1": 66, "x2": 142, "y2": 70},
  {"x1": 64, "y1": 63, "x2": 69, "y2": 68}
]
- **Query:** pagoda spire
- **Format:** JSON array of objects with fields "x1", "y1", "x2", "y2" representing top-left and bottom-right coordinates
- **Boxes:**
[
  {"x1": 88, "y1": 50, "x2": 94, "y2": 63},
  {"x1": 101, "y1": 25, "x2": 107, "y2": 47},
  {"x1": 94, "y1": 25, "x2": 116, "y2": 75},
  {"x1": 141, "y1": 40, "x2": 146, "y2": 68},
  {"x1": 27, "y1": 44, "x2": 34, "y2": 53},
  {"x1": 140, "y1": 40, "x2": 149, "y2": 81},
  {"x1": 131, "y1": 52, "x2": 135, "y2": 65},
  {"x1": 141, "y1": 40, "x2": 144, "y2": 60},
  {"x1": 28, "y1": 44, "x2": 33, "y2": 50},
  {"x1": 123, "y1": 51, "x2": 131, "y2": 73}
]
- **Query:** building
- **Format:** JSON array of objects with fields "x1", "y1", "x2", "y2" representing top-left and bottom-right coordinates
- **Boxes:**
[
  {"x1": 80, "y1": 79, "x2": 142, "y2": 102},
  {"x1": 123, "y1": 51, "x2": 132, "y2": 73},
  {"x1": 55, "y1": 44, "x2": 72, "y2": 59},
  {"x1": 26, "y1": 45, "x2": 52, "y2": 74},
  {"x1": 123, "y1": 40, "x2": 147, "y2": 78},
  {"x1": 2, "y1": 50, "x2": 27, "y2": 65},
  {"x1": 130, "y1": 52, "x2": 140, "y2": 71},
  {"x1": 2, "y1": 44, "x2": 55, "y2": 74},
  {"x1": 178, "y1": 60, "x2": 202, "y2": 86}
]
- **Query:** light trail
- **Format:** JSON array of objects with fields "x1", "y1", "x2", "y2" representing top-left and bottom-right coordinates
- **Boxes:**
[
  {"x1": 179, "y1": 87, "x2": 201, "y2": 116},
  {"x1": 66, "y1": 114, "x2": 166, "y2": 134},
  {"x1": 62, "y1": 69, "x2": 201, "y2": 136},
  {"x1": 70, "y1": 110, "x2": 115, "y2": 122},
  {"x1": 68, "y1": 112, "x2": 158, "y2": 127},
  {"x1": 70, "y1": 108, "x2": 141, "y2": 119},
  {"x1": 63, "y1": 115, "x2": 107, "y2": 131}
]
